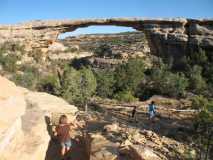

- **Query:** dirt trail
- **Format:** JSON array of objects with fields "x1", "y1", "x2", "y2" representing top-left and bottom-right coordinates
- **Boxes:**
[
  {"x1": 89, "y1": 102, "x2": 195, "y2": 143},
  {"x1": 44, "y1": 101, "x2": 195, "y2": 160}
]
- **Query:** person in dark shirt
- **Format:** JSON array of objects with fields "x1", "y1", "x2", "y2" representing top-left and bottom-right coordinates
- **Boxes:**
[
  {"x1": 131, "y1": 106, "x2": 137, "y2": 122},
  {"x1": 54, "y1": 114, "x2": 76, "y2": 159}
]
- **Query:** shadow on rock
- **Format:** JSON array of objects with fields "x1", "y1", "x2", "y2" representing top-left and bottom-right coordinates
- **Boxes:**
[
  {"x1": 44, "y1": 116, "x2": 62, "y2": 160},
  {"x1": 44, "y1": 116, "x2": 90, "y2": 160}
]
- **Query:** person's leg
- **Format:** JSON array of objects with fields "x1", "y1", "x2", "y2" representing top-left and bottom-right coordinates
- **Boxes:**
[
  {"x1": 134, "y1": 113, "x2": 137, "y2": 123},
  {"x1": 65, "y1": 140, "x2": 72, "y2": 157},
  {"x1": 66, "y1": 146, "x2": 71, "y2": 154},
  {"x1": 61, "y1": 143, "x2": 66, "y2": 157},
  {"x1": 149, "y1": 111, "x2": 154, "y2": 120}
]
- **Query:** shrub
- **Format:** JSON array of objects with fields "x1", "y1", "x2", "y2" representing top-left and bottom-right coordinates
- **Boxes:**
[
  {"x1": 189, "y1": 48, "x2": 208, "y2": 66},
  {"x1": 114, "y1": 58, "x2": 145, "y2": 93},
  {"x1": 194, "y1": 114, "x2": 213, "y2": 160},
  {"x1": 141, "y1": 67, "x2": 188, "y2": 98},
  {"x1": 78, "y1": 67, "x2": 97, "y2": 105},
  {"x1": 191, "y1": 95, "x2": 208, "y2": 110},
  {"x1": 61, "y1": 67, "x2": 81, "y2": 104},
  {"x1": 94, "y1": 43, "x2": 112, "y2": 58},
  {"x1": 162, "y1": 72, "x2": 188, "y2": 97},
  {"x1": 28, "y1": 49, "x2": 43, "y2": 63},
  {"x1": 61, "y1": 66, "x2": 97, "y2": 106},
  {"x1": 11, "y1": 65, "x2": 39, "y2": 90},
  {"x1": 12, "y1": 72, "x2": 37, "y2": 90},
  {"x1": 0, "y1": 41, "x2": 24, "y2": 72},
  {"x1": 37, "y1": 74, "x2": 61, "y2": 95},
  {"x1": 95, "y1": 69, "x2": 115, "y2": 98},
  {"x1": 188, "y1": 65, "x2": 207, "y2": 93},
  {"x1": 64, "y1": 47, "x2": 78, "y2": 53},
  {"x1": 0, "y1": 54, "x2": 20, "y2": 72},
  {"x1": 114, "y1": 90, "x2": 138, "y2": 102},
  {"x1": 0, "y1": 41, "x2": 24, "y2": 52}
]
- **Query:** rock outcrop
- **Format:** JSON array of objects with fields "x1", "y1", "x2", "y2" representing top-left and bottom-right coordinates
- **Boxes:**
[
  {"x1": 0, "y1": 76, "x2": 78, "y2": 160},
  {"x1": 0, "y1": 18, "x2": 213, "y2": 60}
]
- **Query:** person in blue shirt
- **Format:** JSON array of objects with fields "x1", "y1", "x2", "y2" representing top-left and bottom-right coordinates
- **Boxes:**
[{"x1": 148, "y1": 101, "x2": 156, "y2": 120}]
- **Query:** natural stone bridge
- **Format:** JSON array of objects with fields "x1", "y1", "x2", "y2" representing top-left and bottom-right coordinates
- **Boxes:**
[{"x1": 0, "y1": 18, "x2": 213, "y2": 59}]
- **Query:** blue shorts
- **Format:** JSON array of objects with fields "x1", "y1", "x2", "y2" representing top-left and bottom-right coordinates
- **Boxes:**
[{"x1": 61, "y1": 139, "x2": 72, "y2": 148}]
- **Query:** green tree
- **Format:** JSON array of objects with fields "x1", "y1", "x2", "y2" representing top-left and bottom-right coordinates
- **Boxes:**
[
  {"x1": 188, "y1": 65, "x2": 207, "y2": 93},
  {"x1": 0, "y1": 41, "x2": 24, "y2": 72},
  {"x1": 189, "y1": 48, "x2": 208, "y2": 66},
  {"x1": 139, "y1": 66, "x2": 188, "y2": 98},
  {"x1": 61, "y1": 66, "x2": 97, "y2": 107},
  {"x1": 79, "y1": 67, "x2": 97, "y2": 106},
  {"x1": 95, "y1": 69, "x2": 115, "y2": 98},
  {"x1": 114, "y1": 90, "x2": 138, "y2": 102},
  {"x1": 161, "y1": 72, "x2": 188, "y2": 97},
  {"x1": 191, "y1": 95, "x2": 208, "y2": 110},
  {"x1": 37, "y1": 74, "x2": 61, "y2": 95},
  {"x1": 12, "y1": 67, "x2": 39, "y2": 90},
  {"x1": 94, "y1": 43, "x2": 112, "y2": 58},
  {"x1": 114, "y1": 58, "x2": 145, "y2": 93},
  {"x1": 192, "y1": 96, "x2": 213, "y2": 160},
  {"x1": 0, "y1": 54, "x2": 20, "y2": 72}
]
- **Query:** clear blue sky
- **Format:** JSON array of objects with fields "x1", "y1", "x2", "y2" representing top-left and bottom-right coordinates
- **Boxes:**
[{"x1": 1, "y1": 0, "x2": 213, "y2": 36}]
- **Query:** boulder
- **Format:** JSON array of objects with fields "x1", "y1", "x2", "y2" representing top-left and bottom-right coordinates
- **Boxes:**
[
  {"x1": 90, "y1": 133, "x2": 119, "y2": 160},
  {"x1": 0, "y1": 75, "x2": 78, "y2": 160}
]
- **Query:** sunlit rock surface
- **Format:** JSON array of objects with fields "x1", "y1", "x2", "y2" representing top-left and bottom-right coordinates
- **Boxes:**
[
  {"x1": 0, "y1": 18, "x2": 212, "y2": 60},
  {"x1": 0, "y1": 76, "x2": 78, "y2": 160}
]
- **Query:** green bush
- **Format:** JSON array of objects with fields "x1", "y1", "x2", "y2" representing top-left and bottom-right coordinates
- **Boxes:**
[
  {"x1": 0, "y1": 54, "x2": 20, "y2": 72},
  {"x1": 189, "y1": 48, "x2": 208, "y2": 66},
  {"x1": 12, "y1": 72, "x2": 37, "y2": 90},
  {"x1": 114, "y1": 90, "x2": 138, "y2": 102},
  {"x1": 162, "y1": 72, "x2": 188, "y2": 97},
  {"x1": 188, "y1": 65, "x2": 207, "y2": 93},
  {"x1": 141, "y1": 66, "x2": 188, "y2": 98},
  {"x1": 64, "y1": 47, "x2": 78, "y2": 53},
  {"x1": 114, "y1": 58, "x2": 145, "y2": 93},
  {"x1": 191, "y1": 95, "x2": 208, "y2": 110},
  {"x1": 37, "y1": 74, "x2": 61, "y2": 95},
  {"x1": 0, "y1": 41, "x2": 24, "y2": 52},
  {"x1": 78, "y1": 67, "x2": 97, "y2": 105},
  {"x1": 29, "y1": 49, "x2": 43, "y2": 63},
  {"x1": 61, "y1": 66, "x2": 97, "y2": 106},
  {"x1": 94, "y1": 43, "x2": 112, "y2": 57},
  {"x1": 0, "y1": 41, "x2": 24, "y2": 72},
  {"x1": 11, "y1": 65, "x2": 39, "y2": 90},
  {"x1": 95, "y1": 69, "x2": 115, "y2": 98}
]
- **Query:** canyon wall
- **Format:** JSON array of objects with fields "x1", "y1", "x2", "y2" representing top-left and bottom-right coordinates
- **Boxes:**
[{"x1": 0, "y1": 18, "x2": 212, "y2": 58}]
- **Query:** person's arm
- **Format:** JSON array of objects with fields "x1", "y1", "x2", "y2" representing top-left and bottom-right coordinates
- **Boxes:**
[
  {"x1": 69, "y1": 119, "x2": 85, "y2": 128},
  {"x1": 68, "y1": 122, "x2": 80, "y2": 129},
  {"x1": 53, "y1": 126, "x2": 59, "y2": 136}
]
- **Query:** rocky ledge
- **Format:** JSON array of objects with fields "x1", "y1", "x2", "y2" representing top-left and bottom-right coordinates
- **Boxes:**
[{"x1": 0, "y1": 76, "x2": 78, "y2": 160}]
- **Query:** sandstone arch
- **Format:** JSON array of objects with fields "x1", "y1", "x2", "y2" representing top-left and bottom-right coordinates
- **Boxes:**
[{"x1": 0, "y1": 18, "x2": 213, "y2": 59}]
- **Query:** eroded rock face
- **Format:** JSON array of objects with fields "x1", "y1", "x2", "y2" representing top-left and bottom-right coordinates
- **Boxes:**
[
  {"x1": 0, "y1": 76, "x2": 78, "y2": 160},
  {"x1": 0, "y1": 18, "x2": 212, "y2": 60}
]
